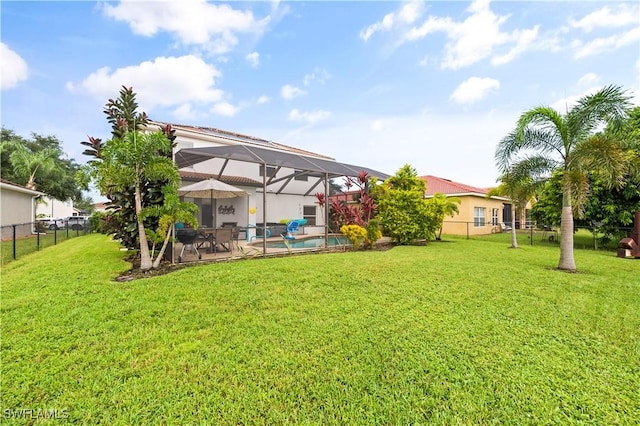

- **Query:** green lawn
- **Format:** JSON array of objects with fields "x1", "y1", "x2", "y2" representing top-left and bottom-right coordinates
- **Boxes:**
[{"x1": 2, "y1": 234, "x2": 639, "y2": 424}]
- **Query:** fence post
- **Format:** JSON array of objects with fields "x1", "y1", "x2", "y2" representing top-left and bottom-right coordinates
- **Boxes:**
[
  {"x1": 12, "y1": 225, "x2": 17, "y2": 260},
  {"x1": 54, "y1": 227, "x2": 57, "y2": 245},
  {"x1": 530, "y1": 225, "x2": 533, "y2": 246},
  {"x1": 37, "y1": 226, "x2": 40, "y2": 251},
  {"x1": 466, "y1": 222, "x2": 469, "y2": 240}
]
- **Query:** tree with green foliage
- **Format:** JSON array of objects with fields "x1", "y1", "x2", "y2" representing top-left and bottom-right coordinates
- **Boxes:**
[
  {"x1": 372, "y1": 164, "x2": 437, "y2": 244},
  {"x1": 85, "y1": 131, "x2": 179, "y2": 271},
  {"x1": 488, "y1": 168, "x2": 540, "y2": 249},
  {"x1": 142, "y1": 189, "x2": 198, "y2": 268},
  {"x1": 427, "y1": 193, "x2": 461, "y2": 241},
  {"x1": 496, "y1": 85, "x2": 633, "y2": 272},
  {"x1": 1, "y1": 128, "x2": 85, "y2": 201},
  {"x1": 81, "y1": 86, "x2": 176, "y2": 250}
]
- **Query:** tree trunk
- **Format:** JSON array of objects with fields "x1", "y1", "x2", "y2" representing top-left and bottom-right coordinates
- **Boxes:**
[
  {"x1": 152, "y1": 226, "x2": 173, "y2": 269},
  {"x1": 558, "y1": 187, "x2": 576, "y2": 272},
  {"x1": 511, "y1": 209, "x2": 518, "y2": 248},
  {"x1": 135, "y1": 185, "x2": 153, "y2": 272}
]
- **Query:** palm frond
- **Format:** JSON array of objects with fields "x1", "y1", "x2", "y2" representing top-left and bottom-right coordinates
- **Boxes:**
[
  {"x1": 573, "y1": 134, "x2": 628, "y2": 189},
  {"x1": 566, "y1": 85, "x2": 632, "y2": 141}
]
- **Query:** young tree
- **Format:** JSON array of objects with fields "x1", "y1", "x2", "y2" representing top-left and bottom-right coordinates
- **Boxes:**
[
  {"x1": 372, "y1": 164, "x2": 437, "y2": 244},
  {"x1": 427, "y1": 193, "x2": 461, "y2": 241},
  {"x1": 142, "y1": 189, "x2": 198, "y2": 269},
  {"x1": 82, "y1": 86, "x2": 174, "y2": 250},
  {"x1": 89, "y1": 131, "x2": 178, "y2": 271},
  {"x1": 496, "y1": 85, "x2": 633, "y2": 271},
  {"x1": 488, "y1": 167, "x2": 541, "y2": 249}
]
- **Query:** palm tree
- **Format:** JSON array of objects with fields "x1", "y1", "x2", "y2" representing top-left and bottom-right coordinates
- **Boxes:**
[
  {"x1": 93, "y1": 131, "x2": 178, "y2": 272},
  {"x1": 496, "y1": 85, "x2": 632, "y2": 271},
  {"x1": 489, "y1": 168, "x2": 540, "y2": 249},
  {"x1": 428, "y1": 193, "x2": 461, "y2": 240},
  {"x1": 1, "y1": 141, "x2": 60, "y2": 190}
]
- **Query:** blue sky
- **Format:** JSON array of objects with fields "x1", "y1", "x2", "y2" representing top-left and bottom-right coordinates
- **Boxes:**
[{"x1": 2, "y1": 0, "x2": 639, "y2": 197}]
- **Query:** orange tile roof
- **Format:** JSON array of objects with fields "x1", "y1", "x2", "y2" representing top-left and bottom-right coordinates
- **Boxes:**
[{"x1": 420, "y1": 175, "x2": 489, "y2": 196}]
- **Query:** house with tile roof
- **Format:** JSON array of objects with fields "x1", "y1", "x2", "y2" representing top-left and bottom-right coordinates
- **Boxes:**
[
  {"x1": 420, "y1": 175, "x2": 514, "y2": 236},
  {"x1": 145, "y1": 121, "x2": 389, "y2": 238}
]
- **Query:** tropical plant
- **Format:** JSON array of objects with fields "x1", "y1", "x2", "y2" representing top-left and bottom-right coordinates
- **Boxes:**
[
  {"x1": 372, "y1": 164, "x2": 438, "y2": 244},
  {"x1": 1, "y1": 128, "x2": 85, "y2": 201},
  {"x1": 81, "y1": 86, "x2": 176, "y2": 250},
  {"x1": 142, "y1": 189, "x2": 198, "y2": 268},
  {"x1": 496, "y1": 85, "x2": 633, "y2": 271},
  {"x1": 488, "y1": 167, "x2": 541, "y2": 249},
  {"x1": 340, "y1": 224, "x2": 367, "y2": 248},
  {"x1": 427, "y1": 193, "x2": 461, "y2": 241},
  {"x1": 88, "y1": 131, "x2": 178, "y2": 271}
]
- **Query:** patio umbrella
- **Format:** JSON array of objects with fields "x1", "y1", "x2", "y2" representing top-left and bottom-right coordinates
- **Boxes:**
[
  {"x1": 178, "y1": 178, "x2": 249, "y2": 199},
  {"x1": 178, "y1": 178, "x2": 249, "y2": 226}
]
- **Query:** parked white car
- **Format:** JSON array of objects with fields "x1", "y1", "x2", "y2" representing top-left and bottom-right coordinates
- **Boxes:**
[
  {"x1": 66, "y1": 216, "x2": 90, "y2": 230},
  {"x1": 37, "y1": 217, "x2": 66, "y2": 230}
]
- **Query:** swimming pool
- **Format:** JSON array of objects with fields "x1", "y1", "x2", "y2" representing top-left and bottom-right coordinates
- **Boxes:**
[{"x1": 250, "y1": 235, "x2": 351, "y2": 249}]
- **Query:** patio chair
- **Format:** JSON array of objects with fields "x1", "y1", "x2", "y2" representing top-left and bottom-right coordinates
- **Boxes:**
[
  {"x1": 214, "y1": 227, "x2": 234, "y2": 253},
  {"x1": 176, "y1": 229, "x2": 201, "y2": 262},
  {"x1": 500, "y1": 222, "x2": 513, "y2": 232}
]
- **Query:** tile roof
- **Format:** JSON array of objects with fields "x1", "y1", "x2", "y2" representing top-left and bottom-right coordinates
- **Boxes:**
[
  {"x1": 179, "y1": 171, "x2": 262, "y2": 187},
  {"x1": 420, "y1": 175, "x2": 489, "y2": 196}
]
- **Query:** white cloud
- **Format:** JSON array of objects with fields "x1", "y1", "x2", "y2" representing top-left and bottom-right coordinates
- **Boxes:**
[
  {"x1": 359, "y1": 0, "x2": 425, "y2": 41},
  {"x1": 568, "y1": 4, "x2": 640, "y2": 32},
  {"x1": 246, "y1": 51, "x2": 260, "y2": 67},
  {"x1": 102, "y1": 0, "x2": 270, "y2": 55},
  {"x1": 288, "y1": 109, "x2": 331, "y2": 124},
  {"x1": 550, "y1": 86, "x2": 601, "y2": 112},
  {"x1": 173, "y1": 103, "x2": 196, "y2": 121},
  {"x1": 577, "y1": 72, "x2": 599, "y2": 86},
  {"x1": 1, "y1": 42, "x2": 28, "y2": 90},
  {"x1": 257, "y1": 95, "x2": 270, "y2": 104},
  {"x1": 450, "y1": 77, "x2": 500, "y2": 105},
  {"x1": 303, "y1": 67, "x2": 330, "y2": 86},
  {"x1": 211, "y1": 102, "x2": 238, "y2": 117},
  {"x1": 66, "y1": 55, "x2": 223, "y2": 112},
  {"x1": 573, "y1": 27, "x2": 640, "y2": 59},
  {"x1": 280, "y1": 84, "x2": 306, "y2": 100},
  {"x1": 491, "y1": 26, "x2": 539, "y2": 66},
  {"x1": 377, "y1": 0, "x2": 544, "y2": 69}
]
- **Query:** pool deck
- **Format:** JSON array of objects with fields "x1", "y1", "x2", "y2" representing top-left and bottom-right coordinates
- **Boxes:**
[{"x1": 172, "y1": 233, "x2": 353, "y2": 264}]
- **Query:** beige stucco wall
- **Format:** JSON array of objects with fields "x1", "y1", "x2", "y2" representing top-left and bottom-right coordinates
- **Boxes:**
[
  {"x1": 439, "y1": 195, "x2": 509, "y2": 236},
  {"x1": 1, "y1": 188, "x2": 36, "y2": 239}
]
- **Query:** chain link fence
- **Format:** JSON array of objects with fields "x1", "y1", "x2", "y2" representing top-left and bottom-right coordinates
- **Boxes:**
[
  {"x1": 1, "y1": 221, "x2": 92, "y2": 266},
  {"x1": 442, "y1": 220, "x2": 634, "y2": 251}
]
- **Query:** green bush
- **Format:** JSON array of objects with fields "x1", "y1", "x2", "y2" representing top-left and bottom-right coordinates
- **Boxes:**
[{"x1": 341, "y1": 224, "x2": 367, "y2": 248}]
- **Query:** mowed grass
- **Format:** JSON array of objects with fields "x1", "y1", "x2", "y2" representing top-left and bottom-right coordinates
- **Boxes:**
[{"x1": 2, "y1": 234, "x2": 639, "y2": 424}]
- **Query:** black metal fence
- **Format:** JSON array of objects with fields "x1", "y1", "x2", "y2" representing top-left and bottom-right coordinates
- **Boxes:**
[
  {"x1": 442, "y1": 220, "x2": 634, "y2": 251},
  {"x1": 1, "y1": 221, "x2": 92, "y2": 265}
]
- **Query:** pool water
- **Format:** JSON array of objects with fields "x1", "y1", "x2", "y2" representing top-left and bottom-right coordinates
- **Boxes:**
[{"x1": 254, "y1": 235, "x2": 351, "y2": 249}]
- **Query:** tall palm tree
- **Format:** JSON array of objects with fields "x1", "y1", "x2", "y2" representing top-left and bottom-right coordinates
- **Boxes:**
[{"x1": 496, "y1": 85, "x2": 632, "y2": 271}]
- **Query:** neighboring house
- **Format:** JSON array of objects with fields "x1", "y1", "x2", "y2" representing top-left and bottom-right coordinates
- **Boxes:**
[
  {"x1": 0, "y1": 179, "x2": 45, "y2": 240},
  {"x1": 420, "y1": 175, "x2": 512, "y2": 236},
  {"x1": 147, "y1": 121, "x2": 389, "y2": 237},
  {"x1": 36, "y1": 196, "x2": 75, "y2": 220},
  {"x1": 93, "y1": 202, "x2": 109, "y2": 213}
]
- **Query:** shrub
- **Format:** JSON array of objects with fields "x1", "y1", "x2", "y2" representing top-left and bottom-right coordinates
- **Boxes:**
[
  {"x1": 364, "y1": 219, "x2": 382, "y2": 248},
  {"x1": 341, "y1": 224, "x2": 367, "y2": 249}
]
